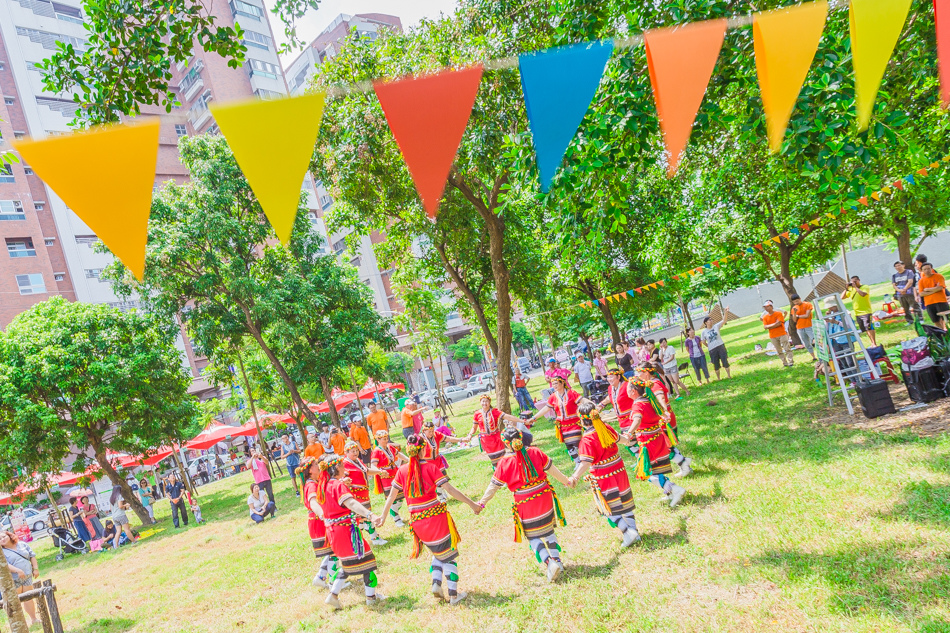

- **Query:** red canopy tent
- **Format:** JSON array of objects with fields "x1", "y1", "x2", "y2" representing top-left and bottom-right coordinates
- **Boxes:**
[
  {"x1": 50, "y1": 466, "x2": 101, "y2": 487},
  {"x1": 0, "y1": 483, "x2": 39, "y2": 506},
  {"x1": 185, "y1": 422, "x2": 257, "y2": 451},
  {"x1": 357, "y1": 381, "x2": 405, "y2": 399}
]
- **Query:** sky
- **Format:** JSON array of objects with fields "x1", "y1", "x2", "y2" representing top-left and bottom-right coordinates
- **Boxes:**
[{"x1": 263, "y1": 0, "x2": 459, "y2": 66}]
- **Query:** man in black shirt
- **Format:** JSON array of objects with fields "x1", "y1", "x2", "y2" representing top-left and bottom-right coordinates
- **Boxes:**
[
  {"x1": 167, "y1": 472, "x2": 189, "y2": 528},
  {"x1": 892, "y1": 261, "x2": 921, "y2": 325}
]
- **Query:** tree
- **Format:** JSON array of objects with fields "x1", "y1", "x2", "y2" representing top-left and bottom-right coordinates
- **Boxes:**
[
  {"x1": 40, "y1": 0, "x2": 320, "y2": 126},
  {"x1": 511, "y1": 322, "x2": 536, "y2": 352},
  {"x1": 449, "y1": 335, "x2": 485, "y2": 364},
  {"x1": 392, "y1": 284, "x2": 451, "y2": 398},
  {"x1": 0, "y1": 298, "x2": 197, "y2": 525}
]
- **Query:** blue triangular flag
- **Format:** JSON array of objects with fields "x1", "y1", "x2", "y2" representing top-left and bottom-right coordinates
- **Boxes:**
[
  {"x1": 519, "y1": 40, "x2": 614, "y2": 191},
  {"x1": 906, "y1": 175, "x2": 915, "y2": 185},
  {"x1": 627, "y1": 290, "x2": 636, "y2": 298}
]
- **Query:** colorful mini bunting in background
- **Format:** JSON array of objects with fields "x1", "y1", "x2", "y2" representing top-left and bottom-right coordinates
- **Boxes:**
[
  {"x1": 657, "y1": 280, "x2": 665, "y2": 287},
  {"x1": 871, "y1": 191, "x2": 881, "y2": 200},
  {"x1": 211, "y1": 92, "x2": 327, "y2": 244},
  {"x1": 752, "y1": 1, "x2": 828, "y2": 152},
  {"x1": 14, "y1": 122, "x2": 160, "y2": 280},
  {"x1": 635, "y1": 288, "x2": 643, "y2": 294},
  {"x1": 374, "y1": 66, "x2": 484, "y2": 218},
  {"x1": 849, "y1": 0, "x2": 913, "y2": 130},
  {"x1": 627, "y1": 290, "x2": 636, "y2": 298},
  {"x1": 519, "y1": 41, "x2": 614, "y2": 191},
  {"x1": 938, "y1": 0, "x2": 950, "y2": 106},
  {"x1": 894, "y1": 180, "x2": 904, "y2": 190},
  {"x1": 906, "y1": 174, "x2": 916, "y2": 184},
  {"x1": 645, "y1": 19, "x2": 727, "y2": 175}
]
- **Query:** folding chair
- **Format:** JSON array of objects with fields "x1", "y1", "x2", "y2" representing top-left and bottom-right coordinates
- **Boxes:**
[{"x1": 678, "y1": 361, "x2": 695, "y2": 385}]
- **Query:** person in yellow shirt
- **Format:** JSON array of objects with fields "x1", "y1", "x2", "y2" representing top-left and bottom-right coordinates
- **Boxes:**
[
  {"x1": 365, "y1": 402, "x2": 389, "y2": 440},
  {"x1": 349, "y1": 419, "x2": 373, "y2": 464},
  {"x1": 329, "y1": 427, "x2": 346, "y2": 456},
  {"x1": 841, "y1": 275, "x2": 877, "y2": 346}
]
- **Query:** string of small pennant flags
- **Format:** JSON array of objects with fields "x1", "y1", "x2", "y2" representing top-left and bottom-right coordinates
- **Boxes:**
[
  {"x1": 9, "y1": 0, "x2": 936, "y2": 281},
  {"x1": 567, "y1": 154, "x2": 950, "y2": 315}
]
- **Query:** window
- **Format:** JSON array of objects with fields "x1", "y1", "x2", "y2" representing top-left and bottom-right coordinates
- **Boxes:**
[
  {"x1": 44, "y1": 237, "x2": 54, "y2": 246},
  {"x1": 85, "y1": 268, "x2": 103, "y2": 279},
  {"x1": 332, "y1": 238, "x2": 346, "y2": 254},
  {"x1": 253, "y1": 88, "x2": 281, "y2": 99},
  {"x1": 246, "y1": 58, "x2": 279, "y2": 80},
  {"x1": 179, "y1": 66, "x2": 202, "y2": 94},
  {"x1": 33, "y1": 202, "x2": 44, "y2": 210},
  {"x1": 23, "y1": 164, "x2": 33, "y2": 175},
  {"x1": 14, "y1": 131, "x2": 25, "y2": 139},
  {"x1": 54, "y1": 272, "x2": 64, "y2": 282},
  {"x1": 320, "y1": 194, "x2": 333, "y2": 209},
  {"x1": 0, "y1": 200, "x2": 24, "y2": 220},
  {"x1": 16, "y1": 273, "x2": 45, "y2": 295},
  {"x1": 6, "y1": 238, "x2": 36, "y2": 257},
  {"x1": 75, "y1": 234, "x2": 98, "y2": 245},
  {"x1": 52, "y1": 2, "x2": 83, "y2": 24},
  {"x1": 351, "y1": 256, "x2": 361, "y2": 267},
  {"x1": 175, "y1": 124, "x2": 187, "y2": 137},
  {"x1": 0, "y1": 61, "x2": 5, "y2": 70},
  {"x1": 243, "y1": 30, "x2": 272, "y2": 50},
  {"x1": 0, "y1": 163, "x2": 14, "y2": 183},
  {"x1": 16, "y1": 27, "x2": 85, "y2": 51},
  {"x1": 230, "y1": 0, "x2": 263, "y2": 20},
  {"x1": 4, "y1": 97, "x2": 13, "y2": 105}
]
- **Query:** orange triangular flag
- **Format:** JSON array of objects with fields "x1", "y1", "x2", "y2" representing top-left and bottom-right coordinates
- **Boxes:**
[
  {"x1": 645, "y1": 19, "x2": 726, "y2": 175},
  {"x1": 14, "y1": 122, "x2": 160, "y2": 279},
  {"x1": 753, "y1": 1, "x2": 828, "y2": 152},
  {"x1": 657, "y1": 280, "x2": 665, "y2": 287}
]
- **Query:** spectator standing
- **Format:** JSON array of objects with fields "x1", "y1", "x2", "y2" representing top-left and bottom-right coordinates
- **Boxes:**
[
  {"x1": 1, "y1": 530, "x2": 39, "y2": 626},
  {"x1": 166, "y1": 472, "x2": 189, "y2": 528},
  {"x1": 842, "y1": 276, "x2": 877, "y2": 346},
  {"x1": 892, "y1": 261, "x2": 921, "y2": 325},
  {"x1": 918, "y1": 263, "x2": 948, "y2": 329},
  {"x1": 572, "y1": 353, "x2": 595, "y2": 397},
  {"x1": 366, "y1": 402, "x2": 389, "y2": 438},
  {"x1": 349, "y1": 419, "x2": 373, "y2": 464},
  {"x1": 246, "y1": 450, "x2": 275, "y2": 507},
  {"x1": 110, "y1": 498, "x2": 138, "y2": 546},
  {"x1": 761, "y1": 300, "x2": 794, "y2": 367},
  {"x1": 247, "y1": 483, "x2": 276, "y2": 523},
  {"x1": 138, "y1": 478, "x2": 155, "y2": 523},
  {"x1": 700, "y1": 312, "x2": 732, "y2": 379},
  {"x1": 400, "y1": 401, "x2": 417, "y2": 441},
  {"x1": 304, "y1": 431, "x2": 325, "y2": 460},
  {"x1": 196, "y1": 460, "x2": 210, "y2": 485},
  {"x1": 683, "y1": 327, "x2": 709, "y2": 384},
  {"x1": 612, "y1": 344, "x2": 635, "y2": 378},
  {"x1": 330, "y1": 427, "x2": 347, "y2": 455},
  {"x1": 789, "y1": 294, "x2": 817, "y2": 362},
  {"x1": 80, "y1": 496, "x2": 104, "y2": 539},
  {"x1": 591, "y1": 349, "x2": 608, "y2": 379},
  {"x1": 512, "y1": 368, "x2": 536, "y2": 411},
  {"x1": 318, "y1": 425, "x2": 331, "y2": 449},
  {"x1": 658, "y1": 337, "x2": 690, "y2": 398},
  {"x1": 632, "y1": 338, "x2": 651, "y2": 364},
  {"x1": 67, "y1": 498, "x2": 91, "y2": 542},
  {"x1": 279, "y1": 434, "x2": 302, "y2": 497}
]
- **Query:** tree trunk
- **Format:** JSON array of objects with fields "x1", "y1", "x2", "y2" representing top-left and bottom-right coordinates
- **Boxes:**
[
  {"x1": 678, "y1": 294, "x2": 694, "y2": 331},
  {"x1": 577, "y1": 280, "x2": 621, "y2": 346},
  {"x1": 348, "y1": 366, "x2": 367, "y2": 426},
  {"x1": 170, "y1": 449, "x2": 196, "y2": 498},
  {"x1": 894, "y1": 217, "x2": 912, "y2": 265},
  {"x1": 320, "y1": 375, "x2": 343, "y2": 429},
  {"x1": 235, "y1": 351, "x2": 275, "y2": 478},
  {"x1": 433, "y1": 241, "x2": 499, "y2": 356},
  {"x1": 0, "y1": 559, "x2": 29, "y2": 633},
  {"x1": 90, "y1": 443, "x2": 152, "y2": 525},
  {"x1": 243, "y1": 321, "x2": 319, "y2": 428}
]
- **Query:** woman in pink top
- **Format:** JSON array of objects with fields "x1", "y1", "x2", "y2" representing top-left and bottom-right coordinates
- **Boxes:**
[
  {"x1": 246, "y1": 450, "x2": 276, "y2": 509},
  {"x1": 592, "y1": 350, "x2": 608, "y2": 379}
]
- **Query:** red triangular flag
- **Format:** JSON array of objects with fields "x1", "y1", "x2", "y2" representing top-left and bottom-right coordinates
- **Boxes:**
[
  {"x1": 894, "y1": 180, "x2": 904, "y2": 190},
  {"x1": 657, "y1": 280, "x2": 665, "y2": 287},
  {"x1": 645, "y1": 20, "x2": 727, "y2": 175},
  {"x1": 599, "y1": 298, "x2": 607, "y2": 305},
  {"x1": 635, "y1": 287, "x2": 643, "y2": 294},
  {"x1": 673, "y1": 275, "x2": 680, "y2": 280},
  {"x1": 374, "y1": 66, "x2": 483, "y2": 218}
]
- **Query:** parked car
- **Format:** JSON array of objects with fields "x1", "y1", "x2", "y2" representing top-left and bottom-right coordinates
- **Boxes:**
[
  {"x1": 1, "y1": 507, "x2": 54, "y2": 533},
  {"x1": 466, "y1": 371, "x2": 496, "y2": 394},
  {"x1": 442, "y1": 385, "x2": 473, "y2": 402},
  {"x1": 416, "y1": 389, "x2": 439, "y2": 409},
  {"x1": 512, "y1": 356, "x2": 531, "y2": 375}
]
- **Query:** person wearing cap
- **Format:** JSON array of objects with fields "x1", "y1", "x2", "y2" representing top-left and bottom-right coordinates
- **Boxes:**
[
  {"x1": 342, "y1": 440, "x2": 387, "y2": 546},
  {"x1": 761, "y1": 300, "x2": 793, "y2": 367},
  {"x1": 476, "y1": 427, "x2": 572, "y2": 582},
  {"x1": 370, "y1": 430, "x2": 408, "y2": 528},
  {"x1": 572, "y1": 353, "x2": 595, "y2": 398},
  {"x1": 314, "y1": 453, "x2": 386, "y2": 609},
  {"x1": 789, "y1": 294, "x2": 817, "y2": 362},
  {"x1": 841, "y1": 275, "x2": 877, "y2": 346}
]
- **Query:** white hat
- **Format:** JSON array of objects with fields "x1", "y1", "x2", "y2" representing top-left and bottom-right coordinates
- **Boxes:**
[{"x1": 762, "y1": 300, "x2": 774, "y2": 307}]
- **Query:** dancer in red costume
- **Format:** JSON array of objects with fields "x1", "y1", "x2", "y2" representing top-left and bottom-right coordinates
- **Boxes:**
[
  {"x1": 528, "y1": 376, "x2": 583, "y2": 462},
  {"x1": 370, "y1": 429, "x2": 408, "y2": 528}
]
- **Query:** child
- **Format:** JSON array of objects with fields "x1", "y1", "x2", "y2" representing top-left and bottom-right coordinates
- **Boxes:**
[
  {"x1": 434, "y1": 410, "x2": 454, "y2": 437},
  {"x1": 187, "y1": 490, "x2": 204, "y2": 524}
]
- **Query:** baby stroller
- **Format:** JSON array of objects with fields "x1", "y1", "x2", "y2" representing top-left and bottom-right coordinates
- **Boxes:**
[
  {"x1": 587, "y1": 378, "x2": 609, "y2": 405},
  {"x1": 50, "y1": 526, "x2": 88, "y2": 561}
]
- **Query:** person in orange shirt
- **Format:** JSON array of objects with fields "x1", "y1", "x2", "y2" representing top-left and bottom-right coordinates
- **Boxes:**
[
  {"x1": 918, "y1": 263, "x2": 949, "y2": 329},
  {"x1": 329, "y1": 427, "x2": 347, "y2": 456},
  {"x1": 304, "y1": 430, "x2": 325, "y2": 460},
  {"x1": 365, "y1": 402, "x2": 389, "y2": 440},
  {"x1": 789, "y1": 294, "x2": 816, "y2": 362},
  {"x1": 349, "y1": 419, "x2": 373, "y2": 464},
  {"x1": 762, "y1": 300, "x2": 793, "y2": 367}
]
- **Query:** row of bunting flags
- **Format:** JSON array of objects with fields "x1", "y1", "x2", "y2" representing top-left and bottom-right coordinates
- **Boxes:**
[
  {"x1": 10, "y1": 0, "x2": 938, "y2": 281},
  {"x1": 573, "y1": 154, "x2": 950, "y2": 313}
]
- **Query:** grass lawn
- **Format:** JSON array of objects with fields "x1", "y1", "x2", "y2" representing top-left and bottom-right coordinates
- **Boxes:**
[{"x1": 29, "y1": 269, "x2": 950, "y2": 633}]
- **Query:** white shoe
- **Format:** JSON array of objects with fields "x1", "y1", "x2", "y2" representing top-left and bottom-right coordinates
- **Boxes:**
[
  {"x1": 658, "y1": 493, "x2": 672, "y2": 503},
  {"x1": 449, "y1": 591, "x2": 468, "y2": 606},
  {"x1": 312, "y1": 575, "x2": 328, "y2": 588},
  {"x1": 546, "y1": 558, "x2": 562, "y2": 582},
  {"x1": 432, "y1": 583, "x2": 445, "y2": 600},
  {"x1": 622, "y1": 529, "x2": 642, "y2": 547},
  {"x1": 366, "y1": 591, "x2": 386, "y2": 606},
  {"x1": 676, "y1": 458, "x2": 693, "y2": 477},
  {"x1": 324, "y1": 594, "x2": 342, "y2": 610},
  {"x1": 668, "y1": 484, "x2": 686, "y2": 508},
  {"x1": 371, "y1": 537, "x2": 388, "y2": 546},
  {"x1": 393, "y1": 517, "x2": 406, "y2": 528}
]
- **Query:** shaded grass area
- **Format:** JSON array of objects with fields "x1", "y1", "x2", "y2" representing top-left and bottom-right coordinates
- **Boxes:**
[{"x1": 28, "y1": 267, "x2": 950, "y2": 633}]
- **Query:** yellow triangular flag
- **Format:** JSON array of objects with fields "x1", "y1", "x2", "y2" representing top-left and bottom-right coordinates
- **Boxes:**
[
  {"x1": 871, "y1": 191, "x2": 881, "y2": 201},
  {"x1": 930, "y1": 162, "x2": 940, "y2": 169},
  {"x1": 753, "y1": 1, "x2": 828, "y2": 152},
  {"x1": 771, "y1": 235, "x2": 782, "y2": 242},
  {"x1": 14, "y1": 122, "x2": 159, "y2": 280},
  {"x1": 850, "y1": 0, "x2": 912, "y2": 130},
  {"x1": 881, "y1": 186, "x2": 892, "y2": 194},
  {"x1": 211, "y1": 92, "x2": 327, "y2": 244}
]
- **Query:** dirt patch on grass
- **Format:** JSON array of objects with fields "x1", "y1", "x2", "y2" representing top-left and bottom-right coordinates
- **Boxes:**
[{"x1": 816, "y1": 382, "x2": 950, "y2": 436}]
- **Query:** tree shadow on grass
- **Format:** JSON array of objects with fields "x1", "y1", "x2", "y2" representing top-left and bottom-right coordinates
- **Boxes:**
[
  {"x1": 878, "y1": 481, "x2": 950, "y2": 530},
  {"x1": 458, "y1": 589, "x2": 523, "y2": 609},
  {"x1": 563, "y1": 553, "x2": 621, "y2": 580},
  {"x1": 752, "y1": 541, "x2": 950, "y2": 624},
  {"x1": 67, "y1": 617, "x2": 136, "y2": 633},
  {"x1": 681, "y1": 481, "x2": 728, "y2": 510}
]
